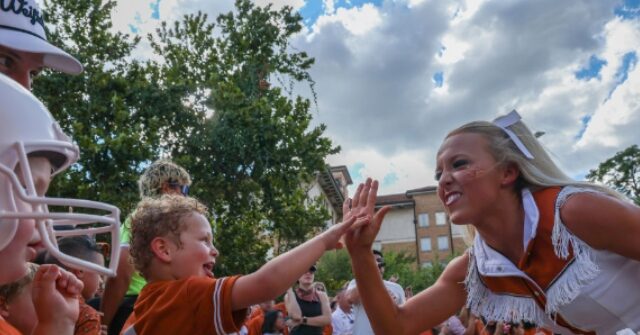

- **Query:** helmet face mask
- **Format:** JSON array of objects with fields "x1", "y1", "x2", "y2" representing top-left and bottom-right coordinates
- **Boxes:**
[{"x1": 0, "y1": 74, "x2": 120, "y2": 277}]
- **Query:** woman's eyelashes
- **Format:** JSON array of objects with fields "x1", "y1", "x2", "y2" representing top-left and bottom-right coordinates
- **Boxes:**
[
  {"x1": 434, "y1": 159, "x2": 470, "y2": 181},
  {"x1": 452, "y1": 159, "x2": 469, "y2": 169}
]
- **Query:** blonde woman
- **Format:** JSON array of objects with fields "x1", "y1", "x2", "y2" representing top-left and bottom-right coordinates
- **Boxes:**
[{"x1": 344, "y1": 111, "x2": 640, "y2": 334}]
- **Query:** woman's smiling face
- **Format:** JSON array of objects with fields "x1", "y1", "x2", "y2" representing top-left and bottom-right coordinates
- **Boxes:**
[{"x1": 436, "y1": 132, "x2": 507, "y2": 225}]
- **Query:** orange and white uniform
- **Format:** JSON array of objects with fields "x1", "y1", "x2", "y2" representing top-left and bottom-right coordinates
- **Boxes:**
[
  {"x1": 466, "y1": 187, "x2": 640, "y2": 334},
  {"x1": 120, "y1": 276, "x2": 247, "y2": 335}
]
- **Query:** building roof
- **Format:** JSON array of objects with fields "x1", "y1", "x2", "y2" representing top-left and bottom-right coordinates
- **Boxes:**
[
  {"x1": 375, "y1": 193, "x2": 414, "y2": 209},
  {"x1": 405, "y1": 185, "x2": 437, "y2": 197},
  {"x1": 330, "y1": 165, "x2": 352, "y2": 185},
  {"x1": 317, "y1": 166, "x2": 346, "y2": 215}
]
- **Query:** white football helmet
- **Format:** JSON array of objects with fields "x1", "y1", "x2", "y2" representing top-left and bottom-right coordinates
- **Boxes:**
[{"x1": 0, "y1": 74, "x2": 120, "y2": 277}]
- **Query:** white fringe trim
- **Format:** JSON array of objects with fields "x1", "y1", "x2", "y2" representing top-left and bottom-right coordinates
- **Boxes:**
[
  {"x1": 547, "y1": 186, "x2": 601, "y2": 315},
  {"x1": 465, "y1": 250, "x2": 546, "y2": 325}
]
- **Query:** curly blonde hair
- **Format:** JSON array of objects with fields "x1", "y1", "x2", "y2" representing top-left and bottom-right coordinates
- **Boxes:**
[
  {"x1": 129, "y1": 195, "x2": 208, "y2": 279},
  {"x1": 138, "y1": 160, "x2": 192, "y2": 198}
]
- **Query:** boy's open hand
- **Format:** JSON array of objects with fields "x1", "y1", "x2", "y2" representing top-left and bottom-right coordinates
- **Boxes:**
[{"x1": 343, "y1": 178, "x2": 391, "y2": 254}]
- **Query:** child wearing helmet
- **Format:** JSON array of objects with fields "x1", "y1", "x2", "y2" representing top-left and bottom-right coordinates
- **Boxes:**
[{"x1": 0, "y1": 73, "x2": 120, "y2": 334}]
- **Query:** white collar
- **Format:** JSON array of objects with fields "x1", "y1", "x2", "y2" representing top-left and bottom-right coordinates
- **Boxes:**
[{"x1": 472, "y1": 188, "x2": 539, "y2": 277}]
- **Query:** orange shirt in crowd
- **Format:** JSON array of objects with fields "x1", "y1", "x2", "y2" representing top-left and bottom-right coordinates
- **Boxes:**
[
  {"x1": 524, "y1": 328, "x2": 552, "y2": 335},
  {"x1": 120, "y1": 276, "x2": 247, "y2": 335},
  {"x1": 322, "y1": 324, "x2": 332, "y2": 335},
  {"x1": 0, "y1": 319, "x2": 20, "y2": 335},
  {"x1": 75, "y1": 299, "x2": 101, "y2": 335},
  {"x1": 419, "y1": 330, "x2": 434, "y2": 335},
  {"x1": 245, "y1": 315, "x2": 263, "y2": 335},
  {"x1": 244, "y1": 307, "x2": 290, "y2": 335}
]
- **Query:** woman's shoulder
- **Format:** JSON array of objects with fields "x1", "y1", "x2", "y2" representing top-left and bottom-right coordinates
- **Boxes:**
[{"x1": 440, "y1": 253, "x2": 469, "y2": 285}]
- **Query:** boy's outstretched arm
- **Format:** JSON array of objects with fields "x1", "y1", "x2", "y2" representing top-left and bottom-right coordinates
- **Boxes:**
[{"x1": 230, "y1": 184, "x2": 370, "y2": 311}]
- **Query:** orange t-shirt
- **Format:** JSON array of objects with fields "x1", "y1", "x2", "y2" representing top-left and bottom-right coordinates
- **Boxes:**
[
  {"x1": 120, "y1": 276, "x2": 246, "y2": 335},
  {"x1": 0, "y1": 319, "x2": 20, "y2": 335},
  {"x1": 248, "y1": 307, "x2": 264, "y2": 321},
  {"x1": 75, "y1": 299, "x2": 101, "y2": 335},
  {"x1": 244, "y1": 314, "x2": 264, "y2": 335},
  {"x1": 244, "y1": 308, "x2": 290, "y2": 335}
]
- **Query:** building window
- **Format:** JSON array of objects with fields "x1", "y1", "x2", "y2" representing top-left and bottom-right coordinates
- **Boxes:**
[
  {"x1": 421, "y1": 261, "x2": 433, "y2": 268},
  {"x1": 437, "y1": 235, "x2": 449, "y2": 250},
  {"x1": 418, "y1": 213, "x2": 429, "y2": 227},
  {"x1": 420, "y1": 237, "x2": 432, "y2": 252},
  {"x1": 435, "y1": 212, "x2": 447, "y2": 226},
  {"x1": 451, "y1": 223, "x2": 466, "y2": 237}
]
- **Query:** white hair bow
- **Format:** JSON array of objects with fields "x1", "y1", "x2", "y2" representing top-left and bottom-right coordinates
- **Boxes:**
[{"x1": 493, "y1": 110, "x2": 534, "y2": 159}]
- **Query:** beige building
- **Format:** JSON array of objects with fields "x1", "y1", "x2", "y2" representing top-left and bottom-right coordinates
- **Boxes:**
[{"x1": 373, "y1": 186, "x2": 467, "y2": 268}]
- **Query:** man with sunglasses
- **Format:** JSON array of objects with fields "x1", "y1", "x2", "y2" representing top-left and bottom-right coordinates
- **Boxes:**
[
  {"x1": 346, "y1": 250, "x2": 405, "y2": 335},
  {"x1": 100, "y1": 160, "x2": 192, "y2": 335}
]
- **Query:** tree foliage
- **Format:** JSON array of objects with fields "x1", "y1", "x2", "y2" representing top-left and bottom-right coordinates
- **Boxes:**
[
  {"x1": 36, "y1": 0, "x2": 191, "y2": 215},
  {"x1": 587, "y1": 145, "x2": 640, "y2": 205},
  {"x1": 148, "y1": 0, "x2": 338, "y2": 275},
  {"x1": 37, "y1": 0, "x2": 338, "y2": 275},
  {"x1": 315, "y1": 250, "x2": 446, "y2": 296}
]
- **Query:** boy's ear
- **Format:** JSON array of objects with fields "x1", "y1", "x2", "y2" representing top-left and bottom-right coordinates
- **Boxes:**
[
  {"x1": 72, "y1": 268, "x2": 84, "y2": 279},
  {"x1": 150, "y1": 237, "x2": 174, "y2": 263},
  {"x1": 0, "y1": 297, "x2": 9, "y2": 318}
]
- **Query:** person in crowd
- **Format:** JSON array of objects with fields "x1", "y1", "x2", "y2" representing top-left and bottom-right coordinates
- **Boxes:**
[
  {"x1": 0, "y1": 0, "x2": 82, "y2": 89},
  {"x1": 43, "y1": 236, "x2": 106, "y2": 335},
  {"x1": 285, "y1": 266, "x2": 332, "y2": 335},
  {"x1": 120, "y1": 195, "x2": 363, "y2": 334},
  {"x1": 261, "y1": 310, "x2": 287, "y2": 335},
  {"x1": 0, "y1": 263, "x2": 39, "y2": 335},
  {"x1": 242, "y1": 300, "x2": 290, "y2": 335},
  {"x1": 346, "y1": 249, "x2": 405, "y2": 335},
  {"x1": 101, "y1": 159, "x2": 191, "y2": 335},
  {"x1": 331, "y1": 286, "x2": 354, "y2": 335},
  {"x1": 344, "y1": 111, "x2": 640, "y2": 334},
  {"x1": 0, "y1": 74, "x2": 119, "y2": 334}
]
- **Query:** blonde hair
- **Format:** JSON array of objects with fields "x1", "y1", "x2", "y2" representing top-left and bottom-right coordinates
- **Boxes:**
[
  {"x1": 447, "y1": 117, "x2": 623, "y2": 197},
  {"x1": 447, "y1": 113, "x2": 625, "y2": 243},
  {"x1": 129, "y1": 195, "x2": 208, "y2": 278},
  {"x1": 0, "y1": 263, "x2": 38, "y2": 304},
  {"x1": 138, "y1": 160, "x2": 192, "y2": 198}
]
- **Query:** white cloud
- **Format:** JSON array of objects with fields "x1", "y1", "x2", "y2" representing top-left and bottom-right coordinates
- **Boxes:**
[
  {"x1": 109, "y1": 0, "x2": 640, "y2": 195},
  {"x1": 327, "y1": 148, "x2": 436, "y2": 194},
  {"x1": 312, "y1": 3, "x2": 382, "y2": 36},
  {"x1": 254, "y1": 0, "x2": 306, "y2": 10}
]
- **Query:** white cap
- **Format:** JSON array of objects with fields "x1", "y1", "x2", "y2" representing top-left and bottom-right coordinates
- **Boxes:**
[{"x1": 0, "y1": 1, "x2": 83, "y2": 74}]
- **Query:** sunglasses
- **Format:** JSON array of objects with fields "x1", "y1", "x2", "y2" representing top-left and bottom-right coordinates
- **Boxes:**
[{"x1": 169, "y1": 183, "x2": 190, "y2": 196}]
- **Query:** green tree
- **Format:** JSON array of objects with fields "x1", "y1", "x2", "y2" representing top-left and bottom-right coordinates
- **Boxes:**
[
  {"x1": 35, "y1": 0, "x2": 194, "y2": 215},
  {"x1": 314, "y1": 250, "x2": 447, "y2": 296},
  {"x1": 315, "y1": 249, "x2": 354, "y2": 295},
  {"x1": 587, "y1": 145, "x2": 640, "y2": 205},
  {"x1": 149, "y1": 0, "x2": 339, "y2": 275}
]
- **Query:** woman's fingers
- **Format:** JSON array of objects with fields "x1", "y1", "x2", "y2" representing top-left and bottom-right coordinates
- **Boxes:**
[
  {"x1": 358, "y1": 178, "x2": 372, "y2": 210},
  {"x1": 366, "y1": 180, "x2": 379, "y2": 212},
  {"x1": 351, "y1": 183, "x2": 364, "y2": 209}
]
